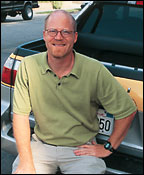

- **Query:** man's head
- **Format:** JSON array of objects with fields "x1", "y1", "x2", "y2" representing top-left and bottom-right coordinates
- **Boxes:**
[
  {"x1": 44, "y1": 10, "x2": 77, "y2": 32},
  {"x1": 43, "y1": 10, "x2": 78, "y2": 58}
]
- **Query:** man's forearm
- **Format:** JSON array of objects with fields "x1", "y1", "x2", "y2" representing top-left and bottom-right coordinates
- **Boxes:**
[
  {"x1": 108, "y1": 111, "x2": 137, "y2": 150},
  {"x1": 13, "y1": 113, "x2": 34, "y2": 165}
]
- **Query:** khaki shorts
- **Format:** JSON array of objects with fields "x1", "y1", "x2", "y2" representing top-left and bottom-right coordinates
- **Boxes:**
[{"x1": 12, "y1": 134, "x2": 106, "y2": 174}]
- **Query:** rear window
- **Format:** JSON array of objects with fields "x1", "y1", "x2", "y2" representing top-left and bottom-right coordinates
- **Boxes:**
[{"x1": 81, "y1": 4, "x2": 143, "y2": 42}]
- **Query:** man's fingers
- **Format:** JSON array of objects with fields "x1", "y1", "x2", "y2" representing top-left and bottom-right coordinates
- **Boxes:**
[{"x1": 77, "y1": 145, "x2": 90, "y2": 148}]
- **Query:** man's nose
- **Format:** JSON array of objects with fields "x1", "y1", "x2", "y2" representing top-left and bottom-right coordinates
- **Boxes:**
[{"x1": 55, "y1": 31, "x2": 63, "y2": 40}]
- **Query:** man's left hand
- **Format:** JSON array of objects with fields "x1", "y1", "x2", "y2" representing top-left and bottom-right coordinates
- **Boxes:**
[{"x1": 73, "y1": 141, "x2": 112, "y2": 158}]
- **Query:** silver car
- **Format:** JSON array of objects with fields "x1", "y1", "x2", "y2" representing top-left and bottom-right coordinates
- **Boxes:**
[{"x1": 1, "y1": 1, "x2": 143, "y2": 174}]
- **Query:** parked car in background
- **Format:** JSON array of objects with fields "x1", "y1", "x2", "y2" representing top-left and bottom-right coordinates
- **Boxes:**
[
  {"x1": 1, "y1": 1, "x2": 39, "y2": 22},
  {"x1": 1, "y1": 1, "x2": 143, "y2": 174}
]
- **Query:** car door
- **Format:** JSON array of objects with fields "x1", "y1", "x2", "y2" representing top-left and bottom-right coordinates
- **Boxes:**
[
  {"x1": 12, "y1": 1, "x2": 24, "y2": 10},
  {"x1": 1, "y1": 1, "x2": 13, "y2": 12}
]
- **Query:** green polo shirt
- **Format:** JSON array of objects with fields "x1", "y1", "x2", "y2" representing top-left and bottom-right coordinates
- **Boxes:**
[{"x1": 13, "y1": 51, "x2": 137, "y2": 146}]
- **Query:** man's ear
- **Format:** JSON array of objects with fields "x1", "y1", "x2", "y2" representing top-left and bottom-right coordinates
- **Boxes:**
[
  {"x1": 43, "y1": 30, "x2": 46, "y2": 42},
  {"x1": 74, "y1": 32, "x2": 78, "y2": 44}
]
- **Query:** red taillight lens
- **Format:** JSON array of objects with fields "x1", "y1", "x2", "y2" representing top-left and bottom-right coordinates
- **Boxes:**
[
  {"x1": 136, "y1": 1, "x2": 143, "y2": 5},
  {"x1": 1, "y1": 57, "x2": 20, "y2": 87},
  {"x1": 2, "y1": 67, "x2": 17, "y2": 86}
]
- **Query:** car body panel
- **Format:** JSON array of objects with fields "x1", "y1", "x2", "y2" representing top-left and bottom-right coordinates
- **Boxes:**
[{"x1": 115, "y1": 77, "x2": 143, "y2": 112}]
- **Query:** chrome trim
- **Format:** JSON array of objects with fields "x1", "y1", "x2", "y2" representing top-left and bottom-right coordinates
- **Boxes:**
[
  {"x1": 100, "y1": 61, "x2": 143, "y2": 71},
  {"x1": 75, "y1": 1, "x2": 93, "y2": 20}
]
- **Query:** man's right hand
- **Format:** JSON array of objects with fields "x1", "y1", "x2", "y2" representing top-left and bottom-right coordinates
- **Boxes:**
[{"x1": 13, "y1": 163, "x2": 36, "y2": 174}]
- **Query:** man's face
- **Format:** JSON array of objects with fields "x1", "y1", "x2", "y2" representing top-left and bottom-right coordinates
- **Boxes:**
[{"x1": 43, "y1": 12, "x2": 78, "y2": 58}]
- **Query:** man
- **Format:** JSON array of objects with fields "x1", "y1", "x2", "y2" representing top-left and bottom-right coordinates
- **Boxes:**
[{"x1": 12, "y1": 10, "x2": 137, "y2": 174}]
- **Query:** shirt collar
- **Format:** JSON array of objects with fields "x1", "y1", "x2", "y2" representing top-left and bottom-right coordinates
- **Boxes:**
[
  {"x1": 41, "y1": 50, "x2": 81, "y2": 79},
  {"x1": 70, "y1": 50, "x2": 81, "y2": 79},
  {"x1": 41, "y1": 51, "x2": 52, "y2": 75}
]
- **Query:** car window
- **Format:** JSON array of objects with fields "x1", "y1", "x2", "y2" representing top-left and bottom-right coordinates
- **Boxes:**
[
  {"x1": 80, "y1": 8, "x2": 99, "y2": 33},
  {"x1": 81, "y1": 4, "x2": 143, "y2": 42}
]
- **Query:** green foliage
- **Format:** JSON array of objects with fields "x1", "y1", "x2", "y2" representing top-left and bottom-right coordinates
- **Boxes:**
[{"x1": 51, "y1": 1, "x2": 62, "y2": 9}]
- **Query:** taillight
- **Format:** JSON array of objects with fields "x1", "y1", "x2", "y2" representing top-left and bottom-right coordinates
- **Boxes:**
[
  {"x1": 128, "y1": 1, "x2": 143, "y2": 5},
  {"x1": 1, "y1": 57, "x2": 20, "y2": 87},
  {"x1": 136, "y1": 1, "x2": 143, "y2": 5}
]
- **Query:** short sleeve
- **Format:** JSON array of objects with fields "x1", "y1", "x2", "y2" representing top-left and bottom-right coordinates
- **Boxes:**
[
  {"x1": 96, "y1": 65, "x2": 137, "y2": 120},
  {"x1": 13, "y1": 59, "x2": 31, "y2": 115}
]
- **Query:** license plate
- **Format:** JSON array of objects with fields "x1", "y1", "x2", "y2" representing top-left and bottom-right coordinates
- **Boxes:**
[{"x1": 97, "y1": 109, "x2": 114, "y2": 136}]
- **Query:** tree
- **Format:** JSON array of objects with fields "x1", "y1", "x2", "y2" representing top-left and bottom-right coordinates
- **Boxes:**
[{"x1": 51, "y1": 1, "x2": 62, "y2": 9}]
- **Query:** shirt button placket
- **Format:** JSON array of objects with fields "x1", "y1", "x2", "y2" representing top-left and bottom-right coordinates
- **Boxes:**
[
  {"x1": 53, "y1": 73, "x2": 60, "y2": 89},
  {"x1": 58, "y1": 82, "x2": 61, "y2": 86},
  {"x1": 56, "y1": 79, "x2": 63, "y2": 89}
]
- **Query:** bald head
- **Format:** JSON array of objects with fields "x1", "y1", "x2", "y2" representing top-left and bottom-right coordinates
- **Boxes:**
[{"x1": 44, "y1": 10, "x2": 77, "y2": 32}]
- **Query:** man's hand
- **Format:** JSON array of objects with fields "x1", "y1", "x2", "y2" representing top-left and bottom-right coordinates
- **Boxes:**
[
  {"x1": 74, "y1": 111, "x2": 136, "y2": 158},
  {"x1": 73, "y1": 141, "x2": 112, "y2": 158},
  {"x1": 13, "y1": 163, "x2": 36, "y2": 174}
]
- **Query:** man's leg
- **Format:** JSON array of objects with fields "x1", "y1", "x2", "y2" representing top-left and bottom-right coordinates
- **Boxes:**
[
  {"x1": 12, "y1": 134, "x2": 58, "y2": 174},
  {"x1": 61, "y1": 156, "x2": 106, "y2": 174},
  {"x1": 58, "y1": 143, "x2": 106, "y2": 174}
]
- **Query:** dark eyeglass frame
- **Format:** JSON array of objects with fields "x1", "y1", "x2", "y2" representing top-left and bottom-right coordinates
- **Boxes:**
[{"x1": 45, "y1": 28, "x2": 75, "y2": 38}]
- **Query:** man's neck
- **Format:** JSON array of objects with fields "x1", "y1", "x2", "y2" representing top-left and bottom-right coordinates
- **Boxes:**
[{"x1": 47, "y1": 52, "x2": 74, "y2": 78}]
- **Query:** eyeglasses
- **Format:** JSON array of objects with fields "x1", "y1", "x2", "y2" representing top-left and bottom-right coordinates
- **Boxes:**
[{"x1": 45, "y1": 29, "x2": 75, "y2": 38}]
